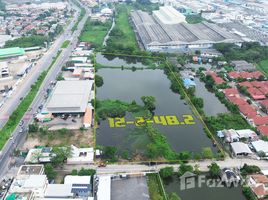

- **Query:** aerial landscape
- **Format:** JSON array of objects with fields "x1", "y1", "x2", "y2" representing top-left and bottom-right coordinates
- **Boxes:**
[{"x1": 1, "y1": 0, "x2": 268, "y2": 199}]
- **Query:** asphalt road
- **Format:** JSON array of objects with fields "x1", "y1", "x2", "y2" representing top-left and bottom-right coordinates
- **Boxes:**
[
  {"x1": 0, "y1": 0, "x2": 90, "y2": 178},
  {"x1": 61, "y1": 158, "x2": 268, "y2": 175}
]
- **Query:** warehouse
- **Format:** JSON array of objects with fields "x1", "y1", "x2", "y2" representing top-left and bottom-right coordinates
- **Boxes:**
[
  {"x1": 45, "y1": 80, "x2": 93, "y2": 114},
  {"x1": 131, "y1": 10, "x2": 243, "y2": 52},
  {"x1": 152, "y1": 6, "x2": 186, "y2": 25}
]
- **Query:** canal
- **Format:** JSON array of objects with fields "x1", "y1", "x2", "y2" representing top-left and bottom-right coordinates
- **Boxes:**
[
  {"x1": 164, "y1": 176, "x2": 247, "y2": 200},
  {"x1": 96, "y1": 54, "x2": 216, "y2": 153}
]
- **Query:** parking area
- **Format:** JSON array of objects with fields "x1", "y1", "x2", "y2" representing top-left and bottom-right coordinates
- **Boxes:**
[
  {"x1": 111, "y1": 176, "x2": 150, "y2": 200},
  {"x1": 38, "y1": 114, "x2": 83, "y2": 130}
]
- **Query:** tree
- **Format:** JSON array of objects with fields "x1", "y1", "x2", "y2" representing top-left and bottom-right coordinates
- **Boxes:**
[
  {"x1": 169, "y1": 193, "x2": 181, "y2": 200},
  {"x1": 257, "y1": 151, "x2": 266, "y2": 158},
  {"x1": 102, "y1": 146, "x2": 117, "y2": 161},
  {"x1": 45, "y1": 164, "x2": 56, "y2": 181},
  {"x1": 192, "y1": 97, "x2": 204, "y2": 109},
  {"x1": 28, "y1": 123, "x2": 39, "y2": 133},
  {"x1": 178, "y1": 163, "x2": 193, "y2": 176},
  {"x1": 242, "y1": 186, "x2": 257, "y2": 200},
  {"x1": 95, "y1": 75, "x2": 104, "y2": 87},
  {"x1": 51, "y1": 146, "x2": 71, "y2": 167},
  {"x1": 195, "y1": 50, "x2": 201, "y2": 55},
  {"x1": 208, "y1": 162, "x2": 221, "y2": 178},
  {"x1": 240, "y1": 164, "x2": 261, "y2": 176},
  {"x1": 159, "y1": 167, "x2": 173, "y2": 179},
  {"x1": 71, "y1": 169, "x2": 78, "y2": 175},
  {"x1": 141, "y1": 96, "x2": 156, "y2": 112},
  {"x1": 78, "y1": 168, "x2": 96, "y2": 176},
  {"x1": 202, "y1": 147, "x2": 213, "y2": 159}
]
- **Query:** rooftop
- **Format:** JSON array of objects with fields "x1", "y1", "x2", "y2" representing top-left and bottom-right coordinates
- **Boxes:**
[
  {"x1": 231, "y1": 142, "x2": 252, "y2": 155},
  {"x1": 97, "y1": 176, "x2": 111, "y2": 200},
  {"x1": 45, "y1": 184, "x2": 73, "y2": 198},
  {"x1": 0, "y1": 47, "x2": 25, "y2": 58},
  {"x1": 46, "y1": 80, "x2": 93, "y2": 114},
  {"x1": 17, "y1": 165, "x2": 44, "y2": 176}
]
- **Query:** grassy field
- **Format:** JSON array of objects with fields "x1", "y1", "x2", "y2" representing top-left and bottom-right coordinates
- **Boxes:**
[
  {"x1": 257, "y1": 59, "x2": 268, "y2": 76},
  {"x1": 80, "y1": 19, "x2": 112, "y2": 49},
  {"x1": 104, "y1": 4, "x2": 139, "y2": 52},
  {"x1": 61, "y1": 40, "x2": 70, "y2": 48},
  {"x1": 112, "y1": 4, "x2": 138, "y2": 50},
  {"x1": 0, "y1": 51, "x2": 62, "y2": 149},
  {"x1": 24, "y1": 129, "x2": 92, "y2": 149},
  {"x1": 147, "y1": 173, "x2": 167, "y2": 200}
]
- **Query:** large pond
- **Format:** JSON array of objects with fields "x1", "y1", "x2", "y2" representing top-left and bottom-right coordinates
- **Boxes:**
[
  {"x1": 96, "y1": 56, "x2": 217, "y2": 154},
  {"x1": 164, "y1": 176, "x2": 247, "y2": 200},
  {"x1": 194, "y1": 78, "x2": 229, "y2": 116}
]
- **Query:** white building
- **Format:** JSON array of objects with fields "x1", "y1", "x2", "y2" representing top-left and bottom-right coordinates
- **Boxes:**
[
  {"x1": 252, "y1": 140, "x2": 268, "y2": 155},
  {"x1": 230, "y1": 142, "x2": 252, "y2": 156},
  {"x1": 67, "y1": 145, "x2": 94, "y2": 164},
  {"x1": 45, "y1": 80, "x2": 94, "y2": 114},
  {"x1": 97, "y1": 176, "x2": 111, "y2": 200},
  {"x1": 152, "y1": 6, "x2": 186, "y2": 25}
]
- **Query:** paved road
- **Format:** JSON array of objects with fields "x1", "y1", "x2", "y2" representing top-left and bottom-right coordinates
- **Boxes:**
[
  {"x1": 60, "y1": 158, "x2": 268, "y2": 175},
  {"x1": 0, "y1": 0, "x2": 90, "y2": 179}
]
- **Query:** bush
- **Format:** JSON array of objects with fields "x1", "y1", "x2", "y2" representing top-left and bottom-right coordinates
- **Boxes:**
[
  {"x1": 78, "y1": 168, "x2": 96, "y2": 176},
  {"x1": 242, "y1": 186, "x2": 257, "y2": 200},
  {"x1": 45, "y1": 164, "x2": 56, "y2": 181},
  {"x1": 241, "y1": 164, "x2": 261, "y2": 176},
  {"x1": 178, "y1": 163, "x2": 193, "y2": 176},
  {"x1": 95, "y1": 75, "x2": 104, "y2": 87},
  {"x1": 159, "y1": 167, "x2": 174, "y2": 179},
  {"x1": 208, "y1": 162, "x2": 221, "y2": 178}
]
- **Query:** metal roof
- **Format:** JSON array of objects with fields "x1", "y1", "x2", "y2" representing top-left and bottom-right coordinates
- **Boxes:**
[
  {"x1": 0, "y1": 47, "x2": 25, "y2": 58},
  {"x1": 131, "y1": 10, "x2": 243, "y2": 48},
  {"x1": 230, "y1": 142, "x2": 252, "y2": 155},
  {"x1": 45, "y1": 80, "x2": 93, "y2": 113}
]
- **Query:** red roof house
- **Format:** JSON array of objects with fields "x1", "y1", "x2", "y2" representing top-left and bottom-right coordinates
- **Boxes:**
[
  {"x1": 207, "y1": 71, "x2": 225, "y2": 85},
  {"x1": 247, "y1": 87, "x2": 266, "y2": 100},
  {"x1": 239, "y1": 104, "x2": 257, "y2": 119},
  {"x1": 252, "y1": 116, "x2": 268, "y2": 126},
  {"x1": 257, "y1": 125, "x2": 268, "y2": 136}
]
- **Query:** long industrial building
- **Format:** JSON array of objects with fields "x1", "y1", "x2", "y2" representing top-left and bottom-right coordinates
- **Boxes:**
[
  {"x1": 45, "y1": 80, "x2": 93, "y2": 114},
  {"x1": 131, "y1": 8, "x2": 243, "y2": 52}
]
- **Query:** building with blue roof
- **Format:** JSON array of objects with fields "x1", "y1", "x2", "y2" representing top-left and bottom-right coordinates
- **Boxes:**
[{"x1": 183, "y1": 78, "x2": 196, "y2": 89}]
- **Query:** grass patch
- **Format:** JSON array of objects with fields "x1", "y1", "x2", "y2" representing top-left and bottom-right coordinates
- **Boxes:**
[
  {"x1": 95, "y1": 99, "x2": 151, "y2": 121},
  {"x1": 0, "y1": 50, "x2": 62, "y2": 149},
  {"x1": 205, "y1": 113, "x2": 252, "y2": 134},
  {"x1": 27, "y1": 128, "x2": 91, "y2": 148},
  {"x1": 105, "y1": 4, "x2": 139, "y2": 53},
  {"x1": 72, "y1": 7, "x2": 86, "y2": 33},
  {"x1": 80, "y1": 19, "x2": 112, "y2": 49},
  {"x1": 257, "y1": 59, "x2": 268, "y2": 76},
  {"x1": 61, "y1": 40, "x2": 70, "y2": 48},
  {"x1": 147, "y1": 173, "x2": 167, "y2": 200}
]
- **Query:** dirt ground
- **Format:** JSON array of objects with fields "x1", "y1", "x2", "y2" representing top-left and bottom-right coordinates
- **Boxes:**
[{"x1": 22, "y1": 128, "x2": 94, "y2": 150}]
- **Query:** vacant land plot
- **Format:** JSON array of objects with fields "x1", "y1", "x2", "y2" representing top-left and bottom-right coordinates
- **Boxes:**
[
  {"x1": 23, "y1": 129, "x2": 93, "y2": 149},
  {"x1": 105, "y1": 4, "x2": 139, "y2": 52},
  {"x1": 80, "y1": 19, "x2": 112, "y2": 49}
]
